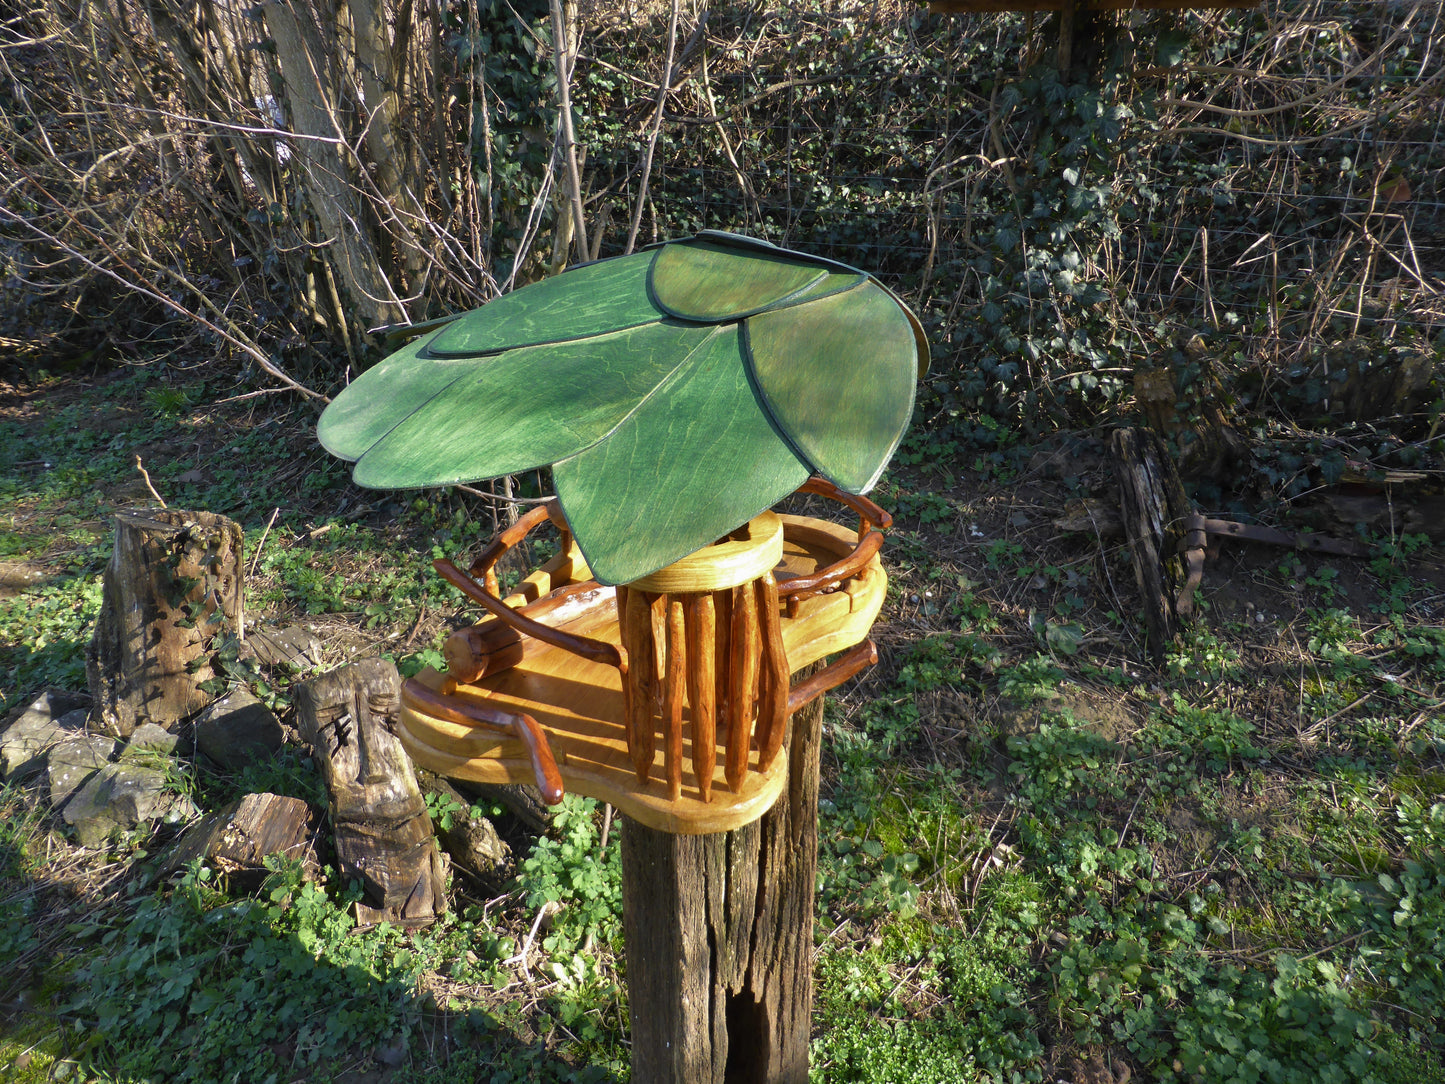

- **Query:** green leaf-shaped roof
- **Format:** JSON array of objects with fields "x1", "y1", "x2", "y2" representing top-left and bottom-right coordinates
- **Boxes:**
[{"x1": 318, "y1": 232, "x2": 927, "y2": 585}]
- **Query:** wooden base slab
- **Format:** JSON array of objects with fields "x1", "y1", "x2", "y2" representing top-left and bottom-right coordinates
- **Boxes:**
[{"x1": 398, "y1": 514, "x2": 886, "y2": 834}]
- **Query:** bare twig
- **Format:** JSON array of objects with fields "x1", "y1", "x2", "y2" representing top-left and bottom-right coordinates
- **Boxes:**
[{"x1": 134, "y1": 455, "x2": 167, "y2": 508}]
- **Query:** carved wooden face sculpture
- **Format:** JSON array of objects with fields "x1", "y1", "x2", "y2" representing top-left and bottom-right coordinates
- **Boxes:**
[{"x1": 296, "y1": 658, "x2": 419, "y2": 821}]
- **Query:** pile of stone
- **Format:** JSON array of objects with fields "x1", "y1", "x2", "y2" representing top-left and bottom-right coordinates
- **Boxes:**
[{"x1": 1, "y1": 685, "x2": 298, "y2": 847}]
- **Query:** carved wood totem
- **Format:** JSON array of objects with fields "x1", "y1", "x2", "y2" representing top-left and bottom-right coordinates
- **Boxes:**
[{"x1": 295, "y1": 658, "x2": 447, "y2": 928}]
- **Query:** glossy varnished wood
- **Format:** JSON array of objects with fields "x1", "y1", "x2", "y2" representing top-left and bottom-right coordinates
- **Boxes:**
[{"x1": 398, "y1": 514, "x2": 886, "y2": 834}]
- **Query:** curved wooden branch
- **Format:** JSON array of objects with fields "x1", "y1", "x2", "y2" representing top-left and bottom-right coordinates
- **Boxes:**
[
  {"x1": 403, "y1": 678, "x2": 564, "y2": 805},
  {"x1": 777, "y1": 478, "x2": 890, "y2": 601},
  {"x1": 435, "y1": 559, "x2": 625, "y2": 670},
  {"x1": 795, "y1": 476, "x2": 893, "y2": 533},
  {"x1": 467, "y1": 502, "x2": 557, "y2": 595},
  {"x1": 785, "y1": 639, "x2": 877, "y2": 716}
]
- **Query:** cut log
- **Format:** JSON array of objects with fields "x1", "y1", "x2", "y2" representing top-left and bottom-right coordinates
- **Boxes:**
[
  {"x1": 294, "y1": 658, "x2": 446, "y2": 929},
  {"x1": 86, "y1": 510, "x2": 243, "y2": 739},
  {"x1": 418, "y1": 774, "x2": 512, "y2": 893},
  {"x1": 1110, "y1": 428, "x2": 1195, "y2": 665},
  {"x1": 161, "y1": 792, "x2": 322, "y2": 890},
  {"x1": 619, "y1": 666, "x2": 824, "y2": 1084}
]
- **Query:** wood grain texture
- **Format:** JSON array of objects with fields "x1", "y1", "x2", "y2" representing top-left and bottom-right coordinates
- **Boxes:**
[
  {"x1": 86, "y1": 510, "x2": 243, "y2": 738},
  {"x1": 650, "y1": 240, "x2": 824, "y2": 321},
  {"x1": 428, "y1": 251, "x2": 660, "y2": 356},
  {"x1": 317, "y1": 328, "x2": 452, "y2": 462},
  {"x1": 318, "y1": 233, "x2": 926, "y2": 589},
  {"x1": 648, "y1": 592, "x2": 668, "y2": 703},
  {"x1": 684, "y1": 592, "x2": 717, "y2": 803},
  {"x1": 402, "y1": 678, "x2": 564, "y2": 805},
  {"x1": 713, "y1": 586, "x2": 733, "y2": 776},
  {"x1": 628, "y1": 512, "x2": 783, "y2": 594},
  {"x1": 746, "y1": 281, "x2": 919, "y2": 494},
  {"x1": 552, "y1": 325, "x2": 810, "y2": 585},
  {"x1": 441, "y1": 580, "x2": 611, "y2": 683},
  {"x1": 755, "y1": 573, "x2": 789, "y2": 772},
  {"x1": 434, "y1": 559, "x2": 622, "y2": 669},
  {"x1": 352, "y1": 322, "x2": 714, "y2": 489},
  {"x1": 663, "y1": 599, "x2": 686, "y2": 802},
  {"x1": 619, "y1": 663, "x2": 824, "y2": 1083},
  {"x1": 725, "y1": 582, "x2": 760, "y2": 793},
  {"x1": 399, "y1": 514, "x2": 887, "y2": 834},
  {"x1": 623, "y1": 587, "x2": 656, "y2": 783},
  {"x1": 1111, "y1": 427, "x2": 1194, "y2": 665},
  {"x1": 295, "y1": 658, "x2": 446, "y2": 928}
]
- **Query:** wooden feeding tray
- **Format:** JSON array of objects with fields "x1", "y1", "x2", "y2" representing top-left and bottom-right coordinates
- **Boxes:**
[{"x1": 398, "y1": 480, "x2": 888, "y2": 834}]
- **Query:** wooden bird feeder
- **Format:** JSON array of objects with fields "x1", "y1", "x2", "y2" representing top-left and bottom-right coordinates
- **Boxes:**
[
  {"x1": 318, "y1": 232, "x2": 926, "y2": 1081},
  {"x1": 397, "y1": 478, "x2": 888, "y2": 835}
]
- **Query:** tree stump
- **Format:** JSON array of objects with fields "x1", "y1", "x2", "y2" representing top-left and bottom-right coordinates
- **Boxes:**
[
  {"x1": 86, "y1": 510, "x2": 243, "y2": 738},
  {"x1": 294, "y1": 658, "x2": 447, "y2": 928},
  {"x1": 1110, "y1": 428, "x2": 1195, "y2": 665},
  {"x1": 619, "y1": 670, "x2": 824, "y2": 1084}
]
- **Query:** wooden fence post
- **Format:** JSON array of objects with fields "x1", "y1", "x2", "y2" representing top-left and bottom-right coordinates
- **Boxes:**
[{"x1": 619, "y1": 675, "x2": 824, "y2": 1084}]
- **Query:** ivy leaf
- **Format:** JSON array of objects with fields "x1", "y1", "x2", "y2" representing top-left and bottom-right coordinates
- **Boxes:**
[
  {"x1": 318, "y1": 233, "x2": 927, "y2": 584},
  {"x1": 1156, "y1": 29, "x2": 1191, "y2": 67}
]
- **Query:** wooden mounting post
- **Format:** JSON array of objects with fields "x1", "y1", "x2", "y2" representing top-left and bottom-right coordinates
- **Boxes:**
[{"x1": 619, "y1": 667, "x2": 823, "y2": 1084}]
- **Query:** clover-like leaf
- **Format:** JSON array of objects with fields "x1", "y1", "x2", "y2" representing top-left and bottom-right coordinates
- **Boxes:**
[{"x1": 318, "y1": 232, "x2": 927, "y2": 585}]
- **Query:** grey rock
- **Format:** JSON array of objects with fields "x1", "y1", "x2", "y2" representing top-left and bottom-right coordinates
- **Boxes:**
[
  {"x1": 240, "y1": 624, "x2": 323, "y2": 673},
  {"x1": 47, "y1": 733, "x2": 117, "y2": 808},
  {"x1": 1, "y1": 692, "x2": 89, "y2": 781},
  {"x1": 62, "y1": 761, "x2": 197, "y2": 848},
  {"x1": 194, "y1": 688, "x2": 285, "y2": 771},
  {"x1": 373, "y1": 1033, "x2": 408, "y2": 1068},
  {"x1": 124, "y1": 723, "x2": 179, "y2": 757}
]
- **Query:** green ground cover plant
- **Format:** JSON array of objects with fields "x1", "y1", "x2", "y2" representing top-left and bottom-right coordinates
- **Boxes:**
[{"x1": 4, "y1": 356, "x2": 1443, "y2": 1084}]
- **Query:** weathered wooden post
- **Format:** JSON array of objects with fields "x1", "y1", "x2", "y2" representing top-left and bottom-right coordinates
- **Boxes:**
[
  {"x1": 619, "y1": 681, "x2": 825, "y2": 1082},
  {"x1": 314, "y1": 232, "x2": 926, "y2": 1080},
  {"x1": 396, "y1": 490, "x2": 884, "y2": 1081}
]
